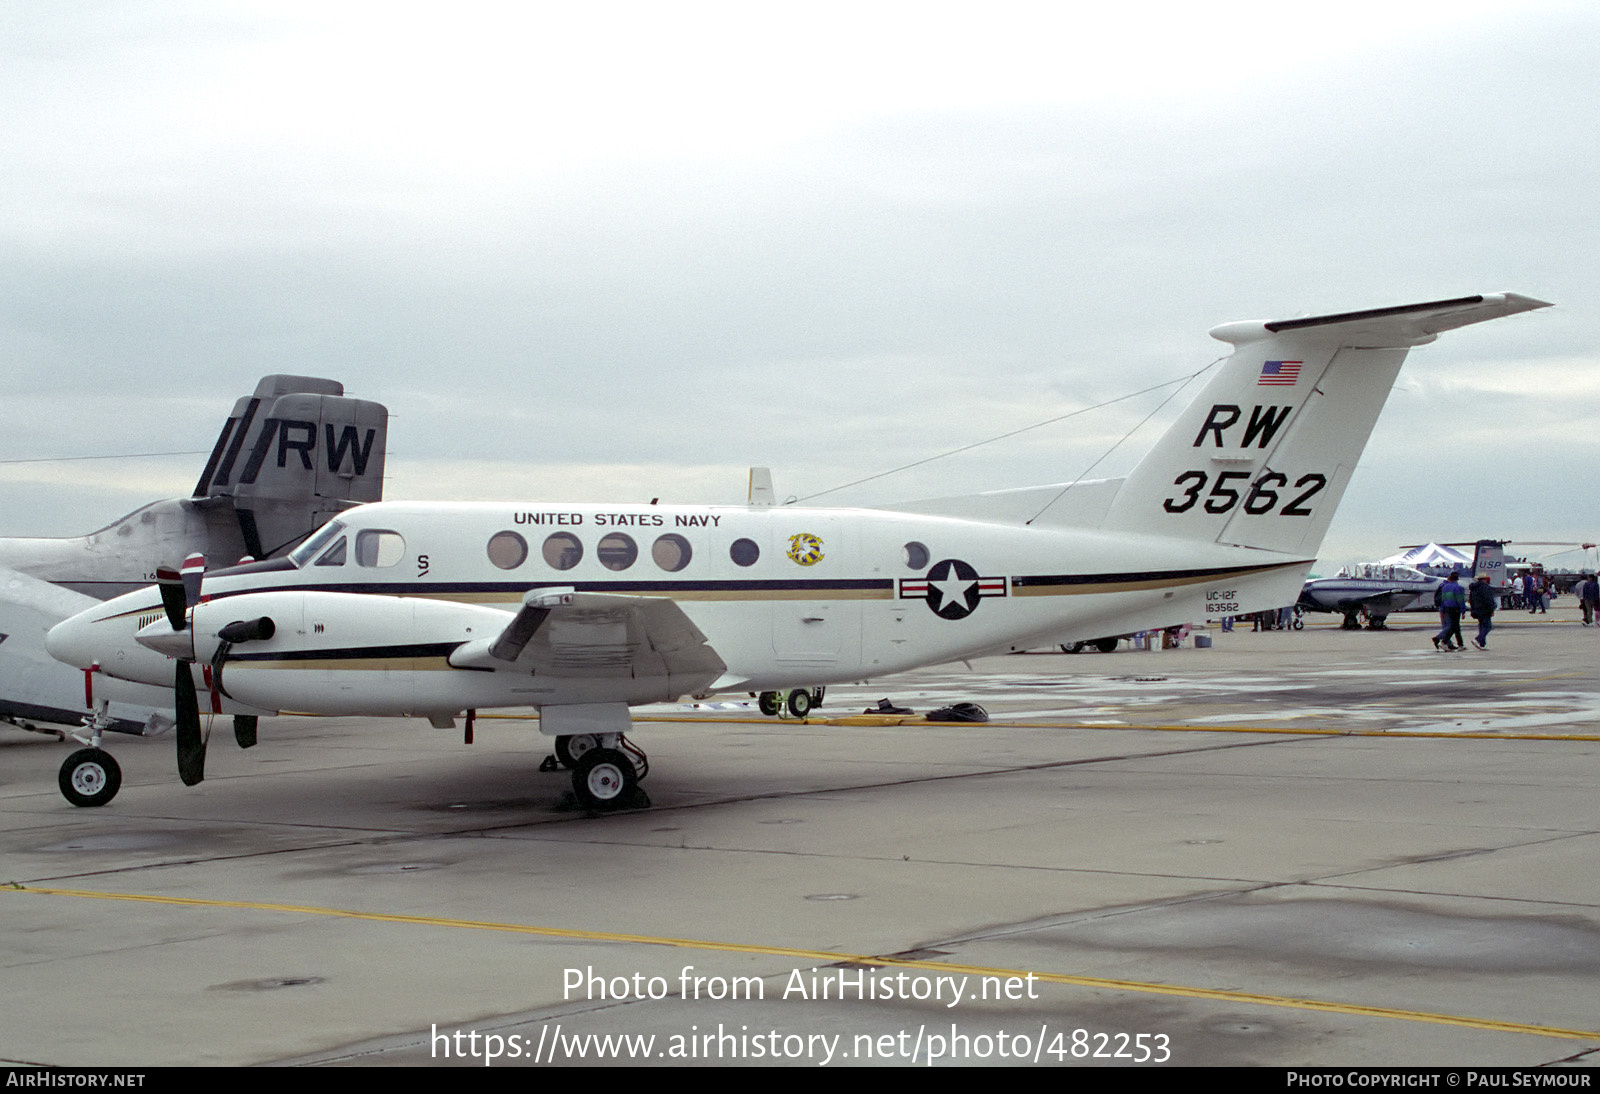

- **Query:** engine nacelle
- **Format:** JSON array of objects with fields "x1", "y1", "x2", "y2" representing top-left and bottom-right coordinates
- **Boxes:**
[{"x1": 181, "y1": 590, "x2": 514, "y2": 716}]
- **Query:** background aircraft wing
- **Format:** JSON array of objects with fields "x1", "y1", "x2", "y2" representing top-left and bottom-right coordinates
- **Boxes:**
[
  {"x1": 1331, "y1": 589, "x2": 1426, "y2": 615},
  {"x1": 0, "y1": 566, "x2": 173, "y2": 734}
]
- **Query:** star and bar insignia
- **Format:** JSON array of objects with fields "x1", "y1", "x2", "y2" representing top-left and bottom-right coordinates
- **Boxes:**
[{"x1": 899, "y1": 558, "x2": 1007, "y2": 619}]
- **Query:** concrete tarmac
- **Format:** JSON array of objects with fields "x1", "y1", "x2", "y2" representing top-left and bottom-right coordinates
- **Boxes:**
[{"x1": 2, "y1": 609, "x2": 1597, "y2": 1068}]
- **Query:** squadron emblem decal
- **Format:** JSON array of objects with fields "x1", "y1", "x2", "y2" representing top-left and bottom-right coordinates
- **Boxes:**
[
  {"x1": 786, "y1": 533, "x2": 824, "y2": 566},
  {"x1": 899, "y1": 559, "x2": 1007, "y2": 619}
]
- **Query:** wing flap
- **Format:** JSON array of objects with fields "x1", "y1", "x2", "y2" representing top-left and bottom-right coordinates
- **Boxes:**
[{"x1": 450, "y1": 589, "x2": 726, "y2": 697}]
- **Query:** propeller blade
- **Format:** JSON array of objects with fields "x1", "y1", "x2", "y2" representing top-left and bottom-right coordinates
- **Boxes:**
[
  {"x1": 174, "y1": 662, "x2": 206, "y2": 787},
  {"x1": 233, "y1": 715, "x2": 258, "y2": 750},
  {"x1": 156, "y1": 567, "x2": 187, "y2": 631},
  {"x1": 180, "y1": 553, "x2": 206, "y2": 608}
]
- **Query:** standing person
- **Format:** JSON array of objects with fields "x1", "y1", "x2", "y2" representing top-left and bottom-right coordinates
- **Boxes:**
[
  {"x1": 1522, "y1": 571, "x2": 1537, "y2": 613},
  {"x1": 1434, "y1": 571, "x2": 1465, "y2": 651},
  {"x1": 1469, "y1": 572, "x2": 1497, "y2": 650},
  {"x1": 1580, "y1": 572, "x2": 1599, "y2": 627}
]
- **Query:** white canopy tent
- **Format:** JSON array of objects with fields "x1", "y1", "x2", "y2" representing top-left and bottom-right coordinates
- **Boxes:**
[{"x1": 1380, "y1": 542, "x2": 1472, "y2": 571}]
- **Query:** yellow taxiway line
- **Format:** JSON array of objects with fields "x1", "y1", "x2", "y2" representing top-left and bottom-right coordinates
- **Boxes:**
[{"x1": 5, "y1": 884, "x2": 1597, "y2": 1044}]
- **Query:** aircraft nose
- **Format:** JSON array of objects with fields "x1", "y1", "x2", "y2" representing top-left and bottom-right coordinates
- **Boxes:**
[{"x1": 45, "y1": 611, "x2": 96, "y2": 670}]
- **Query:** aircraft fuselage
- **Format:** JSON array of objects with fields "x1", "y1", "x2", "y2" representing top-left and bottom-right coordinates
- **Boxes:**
[{"x1": 48, "y1": 499, "x2": 1310, "y2": 721}]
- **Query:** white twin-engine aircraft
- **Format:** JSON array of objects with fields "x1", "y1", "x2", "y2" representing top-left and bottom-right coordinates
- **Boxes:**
[{"x1": 45, "y1": 293, "x2": 1549, "y2": 810}]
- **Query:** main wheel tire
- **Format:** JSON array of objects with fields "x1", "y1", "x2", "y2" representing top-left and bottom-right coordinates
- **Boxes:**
[
  {"x1": 787, "y1": 689, "x2": 813, "y2": 718},
  {"x1": 572, "y1": 748, "x2": 639, "y2": 812},
  {"x1": 757, "y1": 691, "x2": 780, "y2": 717},
  {"x1": 59, "y1": 748, "x2": 121, "y2": 808},
  {"x1": 1094, "y1": 637, "x2": 1119, "y2": 653},
  {"x1": 1061, "y1": 642, "x2": 1085, "y2": 653},
  {"x1": 554, "y1": 733, "x2": 599, "y2": 770}
]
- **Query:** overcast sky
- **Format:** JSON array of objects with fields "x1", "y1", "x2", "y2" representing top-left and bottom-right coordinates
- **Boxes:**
[{"x1": 1, "y1": 1, "x2": 1595, "y2": 572}]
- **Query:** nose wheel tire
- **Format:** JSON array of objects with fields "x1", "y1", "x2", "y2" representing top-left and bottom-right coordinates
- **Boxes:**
[
  {"x1": 59, "y1": 748, "x2": 122, "y2": 808},
  {"x1": 572, "y1": 748, "x2": 640, "y2": 812}
]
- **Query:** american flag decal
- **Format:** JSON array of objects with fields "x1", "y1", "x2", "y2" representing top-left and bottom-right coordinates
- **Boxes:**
[{"x1": 1258, "y1": 360, "x2": 1302, "y2": 386}]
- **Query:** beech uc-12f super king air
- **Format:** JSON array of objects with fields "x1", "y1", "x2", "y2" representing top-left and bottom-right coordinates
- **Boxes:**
[{"x1": 45, "y1": 293, "x2": 1550, "y2": 810}]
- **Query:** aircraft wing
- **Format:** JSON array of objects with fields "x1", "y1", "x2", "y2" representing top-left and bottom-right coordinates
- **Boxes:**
[
  {"x1": 0, "y1": 566, "x2": 173, "y2": 734},
  {"x1": 1329, "y1": 588, "x2": 1426, "y2": 615},
  {"x1": 449, "y1": 589, "x2": 727, "y2": 694}
]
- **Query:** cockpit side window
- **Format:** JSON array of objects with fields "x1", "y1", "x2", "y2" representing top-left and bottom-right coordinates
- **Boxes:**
[
  {"x1": 315, "y1": 536, "x2": 348, "y2": 567},
  {"x1": 355, "y1": 530, "x2": 405, "y2": 568}
]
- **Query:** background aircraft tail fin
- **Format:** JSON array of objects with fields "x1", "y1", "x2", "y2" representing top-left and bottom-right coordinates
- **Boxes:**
[
  {"x1": 192, "y1": 375, "x2": 389, "y2": 558},
  {"x1": 1472, "y1": 539, "x2": 1509, "y2": 589},
  {"x1": 1098, "y1": 293, "x2": 1549, "y2": 556}
]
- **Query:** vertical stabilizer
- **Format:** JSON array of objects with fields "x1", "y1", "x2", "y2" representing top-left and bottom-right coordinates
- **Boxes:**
[
  {"x1": 1099, "y1": 294, "x2": 1549, "y2": 557},
  {"x1": 1473, "y1": 540, "x2": 1509, "y2": 590}
]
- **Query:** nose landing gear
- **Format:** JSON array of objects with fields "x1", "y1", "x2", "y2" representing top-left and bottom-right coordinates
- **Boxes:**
[{"x1": 59, "y1": 747, "x2": 121, "y2": 808}]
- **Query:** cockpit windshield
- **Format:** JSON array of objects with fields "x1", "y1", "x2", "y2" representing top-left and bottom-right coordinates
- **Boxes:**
[{"x1": 289, "y1": 520, "x2": 347, "y2": 568}]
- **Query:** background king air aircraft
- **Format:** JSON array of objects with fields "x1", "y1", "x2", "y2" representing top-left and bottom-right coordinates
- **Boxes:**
[
  {"x1": 46, "y1": 294, "x2": 1549, "y2": 810},
  {"x1": 1296, "y1": 540, "x2": 1508, "y2": 629},
  {"x1": 0, "y1": 376, "x2": 387, "y2": 779}
]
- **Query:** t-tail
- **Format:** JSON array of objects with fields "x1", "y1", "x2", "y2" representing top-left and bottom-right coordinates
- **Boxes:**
[
  {"x1": 1099, "y1": 294, "x2": 1550, "y2": 556},
  {"x1": 192, "y1": 374, "x2": 388, "y2": 559}
]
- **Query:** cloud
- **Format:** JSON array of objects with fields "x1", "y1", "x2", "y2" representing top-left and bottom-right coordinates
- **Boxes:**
[{"x1": 0, "y1": 1, "x2": 1594, "y2": 570}]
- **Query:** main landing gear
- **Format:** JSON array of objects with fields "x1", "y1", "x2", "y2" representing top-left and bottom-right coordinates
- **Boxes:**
[
  {"x1": 546, "y1": 734, "x2": 651, "y2": 812},
  {"x1": 755, "y1": 687, "x2": 825, "y2": 719},
  {"x1": 1061, "y1": 638, "x2": 1120, "y2": 654}
]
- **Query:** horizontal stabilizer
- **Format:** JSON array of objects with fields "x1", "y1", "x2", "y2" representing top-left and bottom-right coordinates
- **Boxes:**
[
  {"x1": 897, "y1": 479, "x2": 1123, "y2": 528},
  {"x1": 1218, "y1": 292, "x2": 1552, "y2": 347}
]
